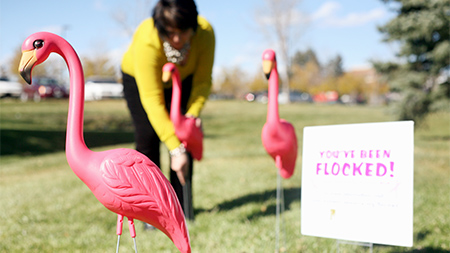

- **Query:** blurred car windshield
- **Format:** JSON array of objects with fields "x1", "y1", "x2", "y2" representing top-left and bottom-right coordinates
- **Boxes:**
[
  {"x1": 86, "y1": 78, "x2": 117, "y2": 83},
  {"x1": 34, "y1": 77, "x2": 58, "y2": 86}
]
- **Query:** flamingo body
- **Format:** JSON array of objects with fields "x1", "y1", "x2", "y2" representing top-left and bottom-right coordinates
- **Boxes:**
[
  {"x1": 261, "y1": 49, "x2": 298, "y2": 179},
  {"x1": 19, "y1": 32, "x2": 190, "y2": 253},
  {"x1": 162, "y1": 63, "x2": 203, "y2": 161}
]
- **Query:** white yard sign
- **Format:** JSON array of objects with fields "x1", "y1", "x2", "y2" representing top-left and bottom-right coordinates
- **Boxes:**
[{"x1": 301, "y1": 121, "x2": 414, "y2": 247}]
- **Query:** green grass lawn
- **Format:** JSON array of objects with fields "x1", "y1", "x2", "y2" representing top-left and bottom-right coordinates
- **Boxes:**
[{"x1": 0, "y1": 99, "x2": 448, "y2": 252}]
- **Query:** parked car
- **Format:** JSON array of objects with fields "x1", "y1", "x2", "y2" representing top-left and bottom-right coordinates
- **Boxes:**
[
  {"x1": 245, "y1": 90, "x2": 312, "y2": 104},
  {"x1": 0, "y1": 77, "x2": 23, "y2": 98},
  {"x1": 287, "y1": 90, "x2": 313, "y2": 103},
  {"x1": 21, "y1": 77, "x2": 68, "y2": 102},
  {"x1": 244, "y1": 91, "x2": 268, "y2": 103},
  {"x1": 313, "y1": 91, "x2": 339, "y2": 104},
  {"x1": 84, "y1": 77, "x2": 123, "y2": 101}
]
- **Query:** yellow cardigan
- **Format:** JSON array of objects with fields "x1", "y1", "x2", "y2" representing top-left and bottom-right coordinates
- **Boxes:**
[{"x1": 121, "y1": 16, "x2": 215, "y2": 151}]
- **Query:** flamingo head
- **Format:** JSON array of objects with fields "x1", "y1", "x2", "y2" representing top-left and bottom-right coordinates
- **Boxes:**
[
  {"x1": 18, "y1": 32, "x2": 62, "y2": 84},
  {"x1": 162, "y1": 62, "x2": 178, "y2": 84},
  {"x1": 262, "y1": 49, "x2": 277, "y2": 80}
]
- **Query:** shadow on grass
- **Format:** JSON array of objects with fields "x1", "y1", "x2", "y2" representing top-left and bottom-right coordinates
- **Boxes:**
[
  {"x1": 0, "y1": 129, "x2": 134, "y2": 156},
  {"x1": 197, "y1": 187, "x2": 301, "y2": 220},
  {"x1": 399, "y1": 248, "x2": 450, "y2": 253},
  {"x1": 374, "y1": 243, "x2": 449, "y2": 253}
]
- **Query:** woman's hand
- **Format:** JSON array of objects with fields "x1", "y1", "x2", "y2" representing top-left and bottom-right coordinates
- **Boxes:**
[
  {"x1": 171, "y1": 152, "x2": 189, "y2": 185},
  {"x1": 186, "y1": 114, "x2": 202, "y2": 128},
  {"x1": 170, "y1": 144, "x2": 189, "y2": 185}
]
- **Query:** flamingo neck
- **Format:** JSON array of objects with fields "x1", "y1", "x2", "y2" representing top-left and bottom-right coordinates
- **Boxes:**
[
  {"x1": 56, "y1": 39, "x2": 91, "y2": 165},
  {"x1": 170, "y1": 71, "x2": 184, "y2": 124},
  {"x1": 267, "y1": 67, "x2": 280, "y2": 124}
]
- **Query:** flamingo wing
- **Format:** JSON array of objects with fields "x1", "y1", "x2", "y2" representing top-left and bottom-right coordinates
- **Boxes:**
[
  {"x1": 176, "y1": 118, "x2": 203, "y2": 161},
  {"x1": 262, "y1": 120, "x2": 298, "y2": 179},
  {"x1": 99, "y1": 149, "x2": 189, "y2": 249},
  {"x1": 277, "y1": 120, "x2": 298, "y2": 178}
]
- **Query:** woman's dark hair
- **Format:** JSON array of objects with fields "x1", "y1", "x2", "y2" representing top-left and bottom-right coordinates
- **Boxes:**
[{"x1": 152, "y1": 0, "x2": 198, "y2": 37}]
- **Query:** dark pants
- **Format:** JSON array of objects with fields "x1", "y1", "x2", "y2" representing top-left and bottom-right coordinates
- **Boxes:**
[{"x1": 122, "y1": 72, "x2": 194, "y2": 220}]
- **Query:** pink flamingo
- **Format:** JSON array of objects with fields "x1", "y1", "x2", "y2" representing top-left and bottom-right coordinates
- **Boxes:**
[
  {"x1": 18, "y1": 32, "x2": 190, "y2": 253},
  {"x1": 261, "y1": 49, "x2": 298, "y2": 179},
  {"x1": 261, "y1": 49, "x2": 298, "y2": 252},
  {"x1": 162, "y1": 63, "x2": 203, "y2": 161}
]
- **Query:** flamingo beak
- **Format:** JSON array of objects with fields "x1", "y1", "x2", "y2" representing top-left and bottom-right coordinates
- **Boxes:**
[
  {"x1": 162, "y1": 70, "x2": 172, "y2": 84},
  {"x1": 18, "y1": 50, "x2": 37, "y2": 84},
  {"x1": 262, "y1": 60, "x2": 274, "y2": 80}
]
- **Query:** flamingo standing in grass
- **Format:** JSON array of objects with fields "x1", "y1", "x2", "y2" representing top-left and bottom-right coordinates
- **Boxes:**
[
  {"x1": 162, "y1": 63, "x2": 203, "y2": 161},
  {"x1": 162, "y1": 63, "x2": 203, "y2": 221},
  {"x1": 261, "y1": 49, "x2": 298, "y2": 179},
  {"x1": 18, "y1": 32, "x2": 190, "y2": 253},
  {"x1": 261, "y1": 49, "x2": 298, "y2": 252}
]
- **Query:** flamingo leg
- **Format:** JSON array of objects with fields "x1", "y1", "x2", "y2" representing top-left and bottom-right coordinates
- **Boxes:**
[
  {"x1": 275, "y1": 170, "x2": 287, "y2": 252},
  {"x1": 182, "y1": 153, "x2": 194, "y2": 222},
  {"x1": 128, "y1": 218, "x2": 138, "y2": 253},
  {"x1": 116, "y1": 214, "x2": 124, "y2": 253},
  {"x1": 183, "y1": 182, "x2": 190, "y2": 220},
  {"x1": 133, "y1": 237, "x2": 138, "y2": 253},
  {"x1": 280, "y1": 174, "x2": 286, "y2": 251},
  {"x1": 116, "y1": 235, "x2": 121, "y2": 253}
]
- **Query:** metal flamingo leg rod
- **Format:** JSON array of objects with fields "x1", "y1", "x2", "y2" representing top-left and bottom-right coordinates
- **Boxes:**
[
  {"x1": 183, "y1": 182, "x2": 190, "y2": 219},
  {"x1": 275, "y1": 171, "x2": 286, "y2": 252},
  {"x1": 127, "y1": 218, "x2": 138, "y2": 253},
  {"x1": 183, "y1": 155, "x2": 194, "y2": 222},
  {"x1": 280, "y1": 175, "x2": 286, "y2": 251},
  {"x1": 116, "y1": 214, "x2": 124, "y2": 253}
]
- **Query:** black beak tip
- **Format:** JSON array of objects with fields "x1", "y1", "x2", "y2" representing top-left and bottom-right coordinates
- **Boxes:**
[
  {"x1": 20, "y1": 70, "x2": 32, "y2": 84},
  {"x1": 265, "y1": 73, "x2": 271, "y2": 80}
]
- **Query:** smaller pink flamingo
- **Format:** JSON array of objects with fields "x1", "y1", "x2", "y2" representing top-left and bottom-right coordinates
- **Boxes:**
[
  {"x1": 162, "y1": 63, "x2": 203, "y2": 161},
  {"x1": 18, "y1": 32, "x2": 190, "y2": 253},
  {"x1": 261, "y1": 49, "x2": 298, "y2": 252},
  {"x1": 261, "y1": 49, "x2": 298, "y2": 179}
]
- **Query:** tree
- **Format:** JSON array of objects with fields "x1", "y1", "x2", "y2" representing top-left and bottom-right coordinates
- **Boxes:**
[
  {"x1": 336, "y1": 73, "x2": 365, "y2": 97},
  {"x1": 111, "y1": 0, "x2": 154, "y2": 38},
  {"x1": 248, "y1": 71, "x2": 268, "y2": 92},
  {"x1": 81, "y1": 56, "x2": 117, "y2": 79},
  {"x1": 324, "y1": 54, "x2": 344, "y2": 78},
  {"x1": 213, "y1": 66, "x2": 249, "y2": 98},
  {"x1": 256, "y1": 0, "x2": 304, "y2": 102},
  {"x1": 375, "y1": 0, "x2": 450, "y2": 124},
  {"x1": 291, "y1": 48, "x2": 320, "y2": 68},
  {"x1": 290, "y1": 60, "x2": 321, "y2": 93}
]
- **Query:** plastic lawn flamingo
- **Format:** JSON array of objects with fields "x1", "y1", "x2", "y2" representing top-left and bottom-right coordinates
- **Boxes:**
[
  {"x1": 261, "y1": 49, "x2": 298, "y2": 252},
  {"x1": 261, "y1": 49, "x2": 298, "y2": 179},
  {"x1": 162, "y1": 63, "x2": 203, "y2": 161},
  {"x1": 18, "y1": 32, "x2": 190, "y2": 253},
  {"x1": 162, "y1": 63, "x2": 203, "y2": 221}
]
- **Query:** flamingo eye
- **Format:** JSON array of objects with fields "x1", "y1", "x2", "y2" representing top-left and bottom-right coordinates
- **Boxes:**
[{"x1": 33, "y1": 40, "x2": 44, "y2": 49}]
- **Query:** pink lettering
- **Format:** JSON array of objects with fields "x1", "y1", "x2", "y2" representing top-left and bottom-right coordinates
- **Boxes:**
[
  {"x1": 390, "y1": 161, "x2": 394, "y2": 177},
  {"x1": 315, "y1": 162, "x2": 394, "y2": 177},
  {"x1": 360, "y1": 150, "x2": 367, "y2": 158},
  {"x1": 377, "y1": 163, "x2": 387, "y2": 176},
  {"x1": 326, "y1": 151, "x2": 339, "y2": 159},
  {"x1": 332, "y1": 163, "x2": 340, "y2": 175},
  {"x1": 344, "y1": 150, "x2": 355, "y2": 158},
  {"x1": 365, "y1": 163, "x2": 373, "y2": 176},
  {"x1": 342, "y1": 163, "x2": 350, "y2": 176},
  {"x1": 360, "y1": 149, "x2": 392, "y2": 158},
  {"x1": 353, "y1": 163, "x2": 362, "y2": 176}
]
